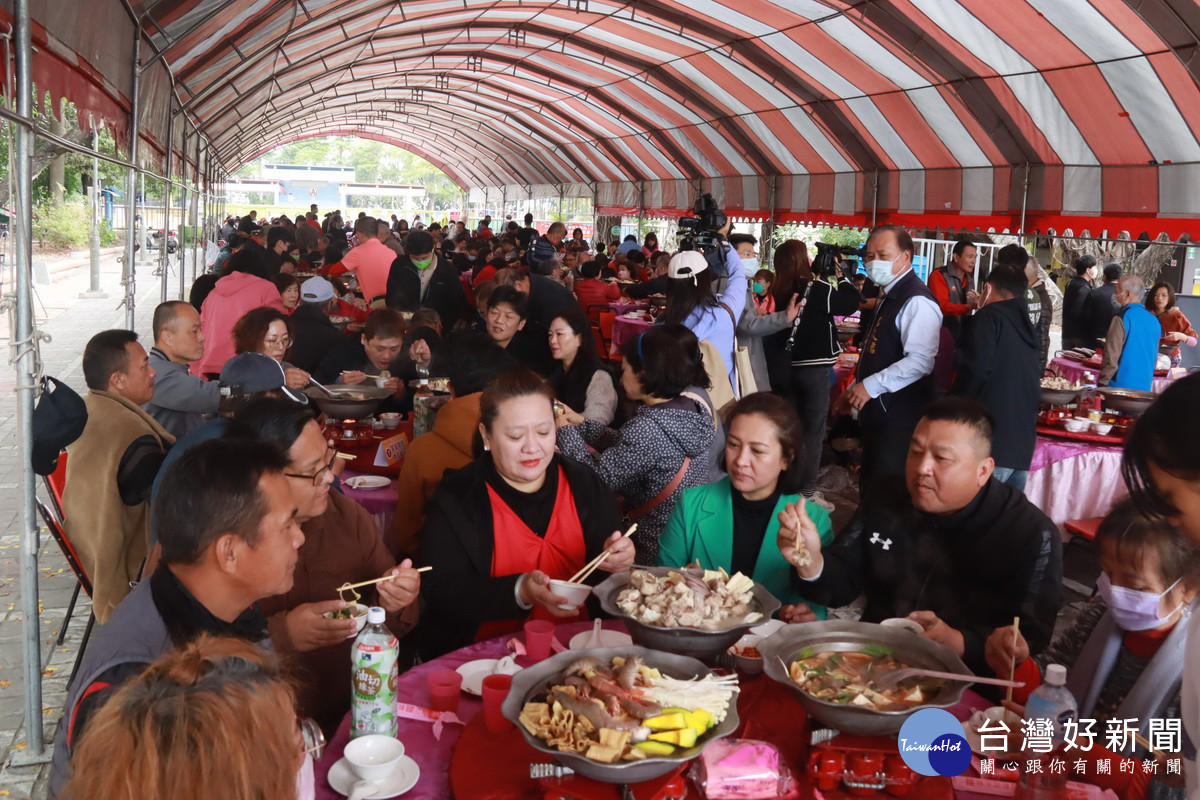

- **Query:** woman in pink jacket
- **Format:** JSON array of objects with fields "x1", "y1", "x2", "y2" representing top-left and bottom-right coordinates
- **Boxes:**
[{"x1": 198, "y1": 249, "x2": 286, "y2": 377}]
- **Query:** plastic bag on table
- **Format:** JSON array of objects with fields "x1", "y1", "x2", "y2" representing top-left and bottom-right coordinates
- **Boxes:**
[
  {"x1": 687, "y1": 738, "x2": 794, "y2": 799},
  {"x1": 204, "y1": 240, "x2": 219, "y2": 268}
]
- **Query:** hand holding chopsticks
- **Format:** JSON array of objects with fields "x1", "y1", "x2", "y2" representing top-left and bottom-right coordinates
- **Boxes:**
[
  {"x1": 337, "y1": 566, "x2": 432, "y2": 604},
  {"x1": 567, "y1": 524, "x2": 637, "y2": 584}
]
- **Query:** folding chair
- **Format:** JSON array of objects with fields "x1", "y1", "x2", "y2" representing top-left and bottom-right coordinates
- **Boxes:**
[
  {"x1": 1063, "y1": 516, "x2": 1103, "y2": 597},
  {"x1": 590, "y1": 322, "x2": 608, "y2": 360},
  {"x1": 597, "y1": 311, "x2": 620, "y2": 362},
  {"x1": 36, "y1": 498, "x2": 94, "y2": 682},
  {"x1": 585, "y1": 304, "x2": 608, "y2": 324}
]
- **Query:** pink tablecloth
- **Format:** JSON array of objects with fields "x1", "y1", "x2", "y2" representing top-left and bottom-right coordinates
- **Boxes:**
[
  {"x1": 1050, "y1": 355, "x2": 1184, "y2": 394},
  {"x1": 341, "y1": 470, "x2": 397, "y2": 536},
  {"x1": 1025, "y1": 434, "x2": 1126, "y2": 532},
  {"x1": 610, "y1": 315, "x2": 653, "y2": 354},
  {"x1": 607, "y1": 301, "x2": 646, "y2": 313},
  {"x1": 314, "y1": 620, "x2": 614, "y2": 800}
]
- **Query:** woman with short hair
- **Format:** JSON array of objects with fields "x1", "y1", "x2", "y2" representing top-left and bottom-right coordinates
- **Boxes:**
[
  {"x1": 657, "y1": 392, "x2": 835, "y2": 619},
  {"x1": 232, "y1": 306, "x2": 310, "y2": 390},
  {"x1": 418, "y1": 368, "x2": 634, "y2": 657},
  {"x1": 556, "y1": 324, "x2": 716, "y2": 561},
  {"x1": 1146, "y1": 281, "x2": 1196, "y2": 366},
  {"x1": 65, "y1": 635, "x2": 305, "y2": 800}
]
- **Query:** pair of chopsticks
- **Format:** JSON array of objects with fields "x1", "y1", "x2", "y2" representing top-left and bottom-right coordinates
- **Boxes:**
[
  {"x1": 1006, "y1": 616, "x2": 1020, "y2": 704},
  {"x1": 341, "y1": 568, "x2": 432, "y2": 593},
  {"x1": 567, "y1": 524, "x2": 637, "y2": 584}
]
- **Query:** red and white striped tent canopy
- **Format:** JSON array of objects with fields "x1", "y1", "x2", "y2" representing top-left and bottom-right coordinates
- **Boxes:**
[{"x1": 13, "y1": 0, "x2": 1200, "y2": 233}]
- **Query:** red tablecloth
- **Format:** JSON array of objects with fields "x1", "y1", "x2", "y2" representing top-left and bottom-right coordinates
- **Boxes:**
[
  {"x1": 313, "y1": 620, "x2": 1007, "y2": 800},
  {"x1": 610, "y1": 315, "x2": 653, "y2": 354}
]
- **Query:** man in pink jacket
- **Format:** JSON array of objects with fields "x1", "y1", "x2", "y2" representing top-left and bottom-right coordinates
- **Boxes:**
[{"x1": 197, "y1": 249, "x2": 286, "y2": 377}]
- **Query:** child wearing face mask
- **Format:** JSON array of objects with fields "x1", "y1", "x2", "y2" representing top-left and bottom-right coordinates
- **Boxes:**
[
  {"x1": 753, "y1": 269, "x2": 776, "y2": 315},
  {"x1": 985, "y1": 500, "x2": 1197, "y2": 799}
]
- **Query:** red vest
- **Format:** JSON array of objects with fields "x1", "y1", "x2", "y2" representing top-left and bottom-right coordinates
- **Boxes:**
[{"x1": 476, "y1": 467, "x2": 588, "y2": 640}]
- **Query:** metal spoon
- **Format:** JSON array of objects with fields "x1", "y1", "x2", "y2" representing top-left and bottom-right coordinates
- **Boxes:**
[
  {"x1": 307, "y1": 377, "x2": 338, "y2": 397},
  {"x1": 876, "y1": 667, "x2": 1025, "y2": 690}
]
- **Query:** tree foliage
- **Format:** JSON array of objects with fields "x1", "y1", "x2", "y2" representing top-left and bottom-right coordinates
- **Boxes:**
[{"x1": 236, "y1": 137, "x2": 461, "y2": 208}]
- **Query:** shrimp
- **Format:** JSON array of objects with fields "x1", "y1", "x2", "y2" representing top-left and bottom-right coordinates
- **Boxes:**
[
  {"x1": 616, "y1": 656, "x2": 643, "y2": 690},
  {"x1": 549, "y1": 689, "x2": 642, "y2": 732}
]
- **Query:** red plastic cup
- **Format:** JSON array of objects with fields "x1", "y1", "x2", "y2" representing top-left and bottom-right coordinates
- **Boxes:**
[
  {"x1": 481, "y1": 673, "x2": 514, "y2": 733},
  {"x1": 524, "y1": 619, "x2": 555, "y2": 662},
  {"x1": 428, "y1": 668, "x2": 462, "y2": 713}
]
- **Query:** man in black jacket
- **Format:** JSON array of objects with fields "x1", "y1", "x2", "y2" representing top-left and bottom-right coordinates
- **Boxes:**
[
  {"x1": 1061, "y1": 256, "x2": 1097, "y2": 350},
  {"x1": 1083, "y1": 262, "x2": 1122, "y2": 349},
  {"x1": 493, "y1": 266, "x2": 580, "y2": 366},
  {"x1": 953, "y1": 251, "x2": 1040, "y2": 490},
  {"x1": 385, "y1": 229, "x2": 469, "y2": 329},
  {"x1": 780, "y1": 397, "x2": 1062, "y2": 677},
  {"x1": 288, "y1": 277, "x2": 348, "y2": 373}
]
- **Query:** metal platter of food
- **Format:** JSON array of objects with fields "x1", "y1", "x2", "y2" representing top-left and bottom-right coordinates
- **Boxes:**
[
  {"x1": 1097, "y1": 386, "x2": 1158, "y2": 416},
  {"x1": 304, "y1": 384, "x2": 393, "y2": 419},
  {"x1": 500, "y1": 646, "x2": 740, "y2": 783},
  {"x1": 593, "y1": 566, "x2": 781, "y2": 659},
  {"x1": 1039, "y1": 376, "x2": 1083, "y2": 405},
  {"x1": 760, "y1": 621, "x2": 970, "y2": 736}
]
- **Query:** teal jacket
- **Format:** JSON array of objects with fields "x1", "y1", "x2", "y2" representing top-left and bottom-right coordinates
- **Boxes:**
[{"x1": 656, "y1": 477, "x2": 835, "y2": 619}]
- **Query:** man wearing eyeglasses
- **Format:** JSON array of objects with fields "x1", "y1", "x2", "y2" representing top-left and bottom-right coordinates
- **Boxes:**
[
  {"x1": 143, "y1": 300, "x2": 222, "y2": 438},
  {"x1": 235, "y1": 398, "x2": 421, "y2": 736}
]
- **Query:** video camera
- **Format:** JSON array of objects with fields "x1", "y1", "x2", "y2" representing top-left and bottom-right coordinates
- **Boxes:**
[
  {"x1": 676, "y1": 193, "x2": 728, "y2": 257},
  {"x1": 811, "y1": 241, "x2": 859, "y2": 277}
]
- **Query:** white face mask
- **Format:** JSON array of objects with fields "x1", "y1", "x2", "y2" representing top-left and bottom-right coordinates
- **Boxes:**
[
  {"x1": 866, "y1": 256, "x2": 901, "y2": 288},
  {"x1": 740, "y1": 256, "x2": 758, "y2": 271}
]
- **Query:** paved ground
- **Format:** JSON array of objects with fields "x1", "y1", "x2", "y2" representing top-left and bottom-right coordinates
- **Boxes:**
[{"x1": 0, "y1": 247, "x2": 200, "y2": 799}]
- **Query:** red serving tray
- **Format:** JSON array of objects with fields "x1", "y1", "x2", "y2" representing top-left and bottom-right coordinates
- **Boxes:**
[{"x1": 1036, "y1": 425, "x2": 1125, "y2": 446}]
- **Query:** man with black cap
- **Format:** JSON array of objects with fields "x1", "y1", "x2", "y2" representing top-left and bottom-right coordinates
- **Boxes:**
[
  {"x1": 63, "y1": 330, "x2": 174, "y2": 623},
  {"x1": 143, "y1": 301, "x2": 221, "y2": 439},
  {"x1": 289, "y1": 276, "x2": 347, "y2": 373}
]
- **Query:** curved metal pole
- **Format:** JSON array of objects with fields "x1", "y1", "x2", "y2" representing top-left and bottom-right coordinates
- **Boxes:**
[
  {"x1": 177, "y1": 126, "x2": 189, "y2": 301},
  {"x1": 191, "y1": 131, "x2": 201, "y2": 287},
  {"x1": 12, "y1": 0, "x2": 43, "y2": 756},
  {"x1": 123, "y1": 38, "x2": 141, "y2": 330}
]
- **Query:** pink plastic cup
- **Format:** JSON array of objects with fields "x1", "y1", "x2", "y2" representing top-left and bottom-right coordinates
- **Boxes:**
[
  {"x1": 428, "y1": 668, "x2": 463, "y2": 713},
  {"x1": 524, "y1": 619, "x2": 555, "y2": 662},
  {"x1": 481, "y1": 673, "x2": 514, "y2": 733}
]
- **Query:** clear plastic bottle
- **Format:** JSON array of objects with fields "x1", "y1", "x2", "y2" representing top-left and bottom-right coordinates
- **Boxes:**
[
  {"x1": 1014, "y1": 664, "x2": 1077, "y2": 800},
  {"x1": 351, "y1": 606, "x2": 399, "y2": 738},
  {"x1": 412, "y1": 379, "x2": 434, "y2": 438}
]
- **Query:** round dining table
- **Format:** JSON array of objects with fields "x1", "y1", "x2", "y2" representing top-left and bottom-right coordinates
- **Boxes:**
[
  {"x1": 609, "y1": 315, "x2": 653, "y2": 356},
  {"x1": 313, "y1": 620, "x2": 1013, "y2": 800}
]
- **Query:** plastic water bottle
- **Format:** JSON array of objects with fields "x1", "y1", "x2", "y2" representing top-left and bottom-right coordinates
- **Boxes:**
[
  {"x1": 412, "y1": 379, "x2": 434, "y2": 438},
  {"x1": 351, "y1": 606, "x2": 398, "y2": 738},
  {"x1": 1015, "y1": 664, "x2": 1077, "y2": 800}
]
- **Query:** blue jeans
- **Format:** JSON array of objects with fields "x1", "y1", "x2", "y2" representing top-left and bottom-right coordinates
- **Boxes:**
[{"x1": 993, "y1": 467, "x2": 1029, "y2": 491}]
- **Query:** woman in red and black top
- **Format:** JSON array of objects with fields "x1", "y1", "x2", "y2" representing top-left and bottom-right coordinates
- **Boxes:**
[{"x1": 417, "y1": 367, "x2": 634, "y2": 658}]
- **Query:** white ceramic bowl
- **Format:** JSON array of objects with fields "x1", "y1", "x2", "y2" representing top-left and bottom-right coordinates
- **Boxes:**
[
  {"x1": 729, "y1": 633, "x2": 763, "y2": 675},
  {"x1": 379, "y1": 412, "x2": 402, "y2": 429},
  {"x1": 343, "y1": 734, "x2": 405, "y2": 782},
  {"x1": 323, "y1": 602, "x2": 369, "y2": 638},
  {"x1": 1063, "y1": 418, "x2": 1091, "y2": 433},
  {"x1": 1090, "y1": 421, "x2": 1113, "y2": 436},
  {"x1": 547, "y1": 579, "x2": 592, "y2": 611},
  {"x1": 374, "y1": 377, "x2": 390, "y2": 388},
  {"x1": 880, "y1": 617, "x2": 924, "y2": 635}
]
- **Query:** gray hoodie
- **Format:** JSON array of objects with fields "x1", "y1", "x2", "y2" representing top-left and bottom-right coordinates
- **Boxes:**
[{"x1": 557, "y1": 394, "x2": 717, "y2": 562}]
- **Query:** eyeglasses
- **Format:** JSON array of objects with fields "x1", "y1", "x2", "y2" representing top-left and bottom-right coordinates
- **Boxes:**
[
  {"x1": 264, "y1": 336, "x2": 293, "y2": 347},
  {"x1": 285, "y1": 449, "x2": 335, "y2": 486}
]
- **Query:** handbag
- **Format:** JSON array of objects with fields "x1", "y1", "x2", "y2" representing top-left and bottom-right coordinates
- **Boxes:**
[{"x1": 716, "y1": 302, "x2": 758, "y2": 399}]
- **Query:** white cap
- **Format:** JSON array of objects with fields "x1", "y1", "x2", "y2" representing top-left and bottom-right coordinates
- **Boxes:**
[
  {"x1": 367, "y1": 606, "x2": 386, "y2": 624},
  {"x1": 1044, "y1": 664, "x2": 1067, "y2": 686},
  {"x1": 668, "y1": 251, "x2": 709, "y2": 282}
]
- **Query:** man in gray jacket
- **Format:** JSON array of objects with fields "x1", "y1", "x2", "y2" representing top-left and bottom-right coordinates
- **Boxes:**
[{"x1": 142, "y1": 301, "x2": 221, "y2": 438}]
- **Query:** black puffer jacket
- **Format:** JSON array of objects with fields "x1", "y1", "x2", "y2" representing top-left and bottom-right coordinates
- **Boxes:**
[
  {"x1": 557, "y1": 394, "x2": 716, "y2": 562},
  {"x1": 800, "y1": 478, "x2": 1063, "y2": 676},
  {"x1": 763, "y1": 276, "x2": 861, "y2": 371}
]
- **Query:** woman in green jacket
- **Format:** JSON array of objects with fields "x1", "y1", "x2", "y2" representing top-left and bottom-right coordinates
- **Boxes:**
[{"x1": 657, "y1": 392, "x2": 835, "y2": 620}]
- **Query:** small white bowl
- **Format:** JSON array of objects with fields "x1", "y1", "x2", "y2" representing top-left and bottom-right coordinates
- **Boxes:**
[
  {"x1": 1063, "y1": 418, "x2": 1091, "y2": 434},
  {"x1": 379, "y1": 412, "x2": 402, "y2": 430},
  {"x1": 323, "y1": 603, "x2": 369, "y2": 638},
  {"x1": 1090, "y1": 421, "x2": 1113, "y2": 436},
  {"x1": 547, "y1": 579, "x2": 592, "y2": 611},
  {"x1": 729, "y1": 634, "x2": 763, "y2": 675},
  {"x1": 343, "y1": 734, "x2": 405, "y2": 782},
  {"x1": 880, "y1": 617, "x2": 924, "y2": 635},
  {"x1": 374, "y1": 377, "x2": 390, "y2": 388}
]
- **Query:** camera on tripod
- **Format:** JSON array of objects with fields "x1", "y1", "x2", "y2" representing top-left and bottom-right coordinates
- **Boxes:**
[
  {"x1": 811, "y1": 241, "x2": 859, "y2": 277},
  {"x1": 676, "y1": 193, "x2": 728, "y2": 256}
]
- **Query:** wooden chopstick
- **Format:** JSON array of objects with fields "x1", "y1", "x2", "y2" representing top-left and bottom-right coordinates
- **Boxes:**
[
  {"x1": 339, "y1": 567, "x2": 433, "y2": 592},
  {"x1": 1006, "y1": 616, "x2": 1020, "y2": 704},
  {"x1": 1134, "y1": 733, "x2": 1166, "y2": 758},
  {"x1": 568, "y1": 523, "x2": 637, "y2": 584},
  {"x1": 334, "y1": 452, "x2": 357, "y2": 460}
]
